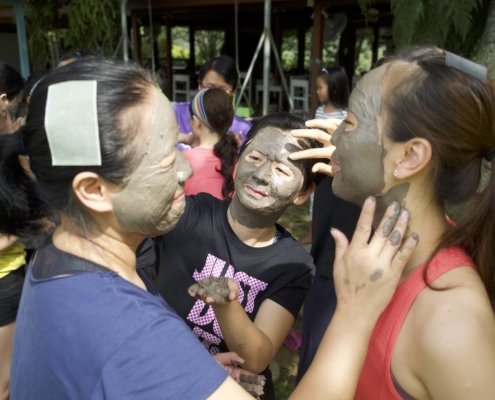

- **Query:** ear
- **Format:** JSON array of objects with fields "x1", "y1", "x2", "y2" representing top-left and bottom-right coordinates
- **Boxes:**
[
  {"x1": 0, "y1": 93, "x2": 8, "y2": 109},
  {"x1": 72, "y1": 172, "x2": 115, "y2": 214},
  {"x1": 292, "y1": 183, "x2": 315, "y2": 206},
  {"x1": 190, "y1": 115, "x2": 203, "y2": 131},
  {"x1": 394, "y1": 138, "x2": 432, "y2": 178}
]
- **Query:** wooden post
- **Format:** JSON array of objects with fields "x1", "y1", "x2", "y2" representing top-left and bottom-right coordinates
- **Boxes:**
[
  {"x1": 309, "y1": 0, "x2": 324, "y2": 117},
  {"x1": 131, "y1": 14, "x2": 142, "y2": 63},
  {"x1": 297, "y1": 26, "x2": 305, "y2": 73}
]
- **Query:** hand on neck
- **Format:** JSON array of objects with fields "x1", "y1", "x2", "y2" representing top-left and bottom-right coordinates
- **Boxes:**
[{"x1": 374, "y1": 185, "x2": 449, "y2": 277}]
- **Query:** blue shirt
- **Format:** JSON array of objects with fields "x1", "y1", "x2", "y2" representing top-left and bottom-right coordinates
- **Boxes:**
[{"x1": 11, "y1": 242, "x2": 227, "y2": 400}]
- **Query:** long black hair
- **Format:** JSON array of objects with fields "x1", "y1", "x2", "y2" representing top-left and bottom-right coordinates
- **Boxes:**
[{"x1": 0, "y1": 59, "x2": 155, "y2": 237}]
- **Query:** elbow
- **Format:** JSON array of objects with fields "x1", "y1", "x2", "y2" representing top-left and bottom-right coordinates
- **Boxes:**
[{"x1": 243, "y1": 347, "x2": 276, "y2": 375}]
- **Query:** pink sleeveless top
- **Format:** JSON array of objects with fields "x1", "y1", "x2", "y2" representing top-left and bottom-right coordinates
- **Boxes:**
[
  {"x1": 183, "y1": 147, "x2": 225, "y2": 200},
  {"x1": 355, "y1": 247, "x2": 475, "y2": 400}
]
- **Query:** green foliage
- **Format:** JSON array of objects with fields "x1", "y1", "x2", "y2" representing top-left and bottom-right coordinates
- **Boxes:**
[
  {"x1": 195, "y1": 30, "x2": 225, "y2": 65},
  {"x1": 65, "y1": 0, "x2": 118, "y2": 55},
  {"x1": 390, "y1": 0, "x2": 425, "y2": 47},
  {"x1": 25, "y1": 1, "x2": 58, "y2": 69},
  {"x1": 357, "y1": 0, "x2": 482, "y2": 53},
  {"x1": 25, "y1": 0, "x2": 119, "y2": 70}
]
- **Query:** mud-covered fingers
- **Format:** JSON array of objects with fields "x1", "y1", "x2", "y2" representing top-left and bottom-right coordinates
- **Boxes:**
[
  {"x1": 226, "y1": 278, "x2": 240, "y2": 301},
  {"x1": 305, "y1": 117, "x2": 343, "y2": 133},
  {"x1": 368, "y1": 202, "x2": 401, "y2": 252},
  {"x1": 380, "y1": 208, "x2": 410, "y2": 260},
  {"x1": 390, "y1": 232, "x2": 419, "y2": 273},
  {"x1": 289, "y1": 146, "x2": 335, "y2": 161},
  {"x1": 349, "y1": 196, "x2": 376, "y2": 248},
  {"x1": 290, "y1": 128, "x2": 332, "y2": 146}
]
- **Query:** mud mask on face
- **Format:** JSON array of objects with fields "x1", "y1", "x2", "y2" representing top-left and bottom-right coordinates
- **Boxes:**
[
  {"x1": 330, "y1": 65, "x2": 388, "y2": 206},
  {"x1": 113, "y1": 91, "x2": 191, "y2": 236},
  {"x1": 230, "y1": 127, "x2": 305, "y2": 228}
]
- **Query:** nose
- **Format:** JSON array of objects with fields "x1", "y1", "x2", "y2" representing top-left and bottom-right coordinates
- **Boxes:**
[
  {"x1": 252, "y1": 161, "x2": 270, "y2": 184},
  {"x1": 176, "y1": 151, "x2": 192, "y2": 183}
]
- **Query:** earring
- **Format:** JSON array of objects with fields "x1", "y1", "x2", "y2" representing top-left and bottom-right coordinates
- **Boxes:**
[{"x1": 393, "y1": 169, "x2": 400, "y2": 177}]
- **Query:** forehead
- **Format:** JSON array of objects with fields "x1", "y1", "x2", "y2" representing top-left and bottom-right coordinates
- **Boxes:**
[
  {"x1": 141, "y1": 88, "x2": 178, "y2": 154},
  {"x1": 245, "y1": 127, "x2": 302, "y2": 156},
  {"x1": 348, "y1": 64, "x2": 388, "y2": 118},
  {"x1": 202, "y1": 70, "x2": 228, "y2": 85}
]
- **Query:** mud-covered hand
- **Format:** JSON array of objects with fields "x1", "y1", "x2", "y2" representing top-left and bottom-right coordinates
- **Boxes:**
[
  {"x1": 188, "y1": 277, "x2": 239, "y2": 305},
  {"x1": 331, "y1": 196, "x2": 419, "y2": 322}
]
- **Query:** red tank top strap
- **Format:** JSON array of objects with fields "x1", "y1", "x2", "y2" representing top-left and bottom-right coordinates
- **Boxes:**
[{"x1": 355, "y1": 247, "x2": 474, "y2": 400}]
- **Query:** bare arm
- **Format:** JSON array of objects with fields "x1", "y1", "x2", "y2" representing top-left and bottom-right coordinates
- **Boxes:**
[
  {"x1": 0, "y1": 235, "x2": 18, "y2": 252},
  {"x1": 212, "y1": 298, "x2": 294, "y2": 373},
  {"x1": 291, "y1": 196, "x2": 418, "y2": 400},
  {"x1": 406, "y1": 277, "x2": 495, "y2": 400},
  {"x1": 189, "y1": 279, "x2": 294, "y2": 374}
]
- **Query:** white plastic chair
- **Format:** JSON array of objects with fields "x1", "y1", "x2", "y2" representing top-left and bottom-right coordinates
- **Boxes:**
[
  {"x1": 173, "y1": 74, "x2": 190, "y2": 102},
  {"x1": 289, "y1": 78, "x2": 309, "y2": 112}
]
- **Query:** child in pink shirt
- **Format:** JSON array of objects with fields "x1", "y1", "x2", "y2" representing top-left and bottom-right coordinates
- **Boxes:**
[{"x1": 183, "y1": 88, "x2": 238, "y2": 199}]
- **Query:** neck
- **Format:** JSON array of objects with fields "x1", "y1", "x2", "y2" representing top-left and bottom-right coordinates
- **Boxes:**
[
  {"x1": 198, "y1": 131, "x2": 220, "y2": 149},
  {"x1": 323, "y1": 103, "x2": 338, "y2": 114},
  {"x1": 227, "y1": 198, "x2": 278, "y2": 247},
  {"x1": 52, "y1": 216, "x2": 146, "y2": 289},
  {"x1": 374, "y1": 185, "x2": 449, "y2": 278}
]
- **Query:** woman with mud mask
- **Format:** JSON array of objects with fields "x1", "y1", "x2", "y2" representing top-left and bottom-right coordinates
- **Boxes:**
[
  {"x1": 0, "y1": 58, "x2": 416, "y2": 399},
  {"x1": 153, "y1": 113, "x2": 319, "y2": 399},
  {"x1": 291, "y1": 47, "x2": 495, "y2": 399}
]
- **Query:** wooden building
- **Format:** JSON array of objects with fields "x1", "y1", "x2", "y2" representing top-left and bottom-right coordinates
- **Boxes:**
[{"x1": 128, "y1": 0, "x2": 393, "y2": 114}]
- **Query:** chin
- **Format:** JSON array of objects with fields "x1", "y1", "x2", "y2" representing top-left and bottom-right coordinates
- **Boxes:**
[{"x1": 332, "y1": 181, "x2": 366, "y2": 207}]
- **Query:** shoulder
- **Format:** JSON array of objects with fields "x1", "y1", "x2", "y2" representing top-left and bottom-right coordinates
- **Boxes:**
[
  {"x1": 406, "y1": 267, "x2": 495, "y2": 398},
  {"x1": 274, "y1": 230, "x2": 314, "y2": 270}
]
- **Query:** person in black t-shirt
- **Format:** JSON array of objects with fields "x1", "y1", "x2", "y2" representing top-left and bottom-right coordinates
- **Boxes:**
[
  {"x1": 154, "y1": 113, "x2": 319, "y2": 399},
  {"x1": 296, "y1": 175, "x2": 361, "y2": 382}
]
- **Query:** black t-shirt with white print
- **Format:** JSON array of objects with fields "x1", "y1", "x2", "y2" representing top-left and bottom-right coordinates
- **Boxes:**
[{"x1": 155, "y1": 193, "x2": 314, "y2": 356}]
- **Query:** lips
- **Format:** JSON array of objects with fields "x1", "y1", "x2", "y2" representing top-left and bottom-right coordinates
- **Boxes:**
[{"x1": 244, "y1": 184, "x2": 268, "y2": 199}]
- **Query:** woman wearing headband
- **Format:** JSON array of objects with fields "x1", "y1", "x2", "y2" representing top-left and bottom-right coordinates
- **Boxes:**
[
  {"x1": 185, "y1": 88, "x2": 238, "y2": 199},
  {"x1": 291, "y1": 47, "x2": 495, "y2": 399}
]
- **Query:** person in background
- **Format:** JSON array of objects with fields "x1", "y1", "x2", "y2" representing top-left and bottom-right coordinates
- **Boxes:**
[
  {"x1": 174, "y1": 55, "x2": 251, "y2": 147},
  {"x1": 183, "y1": 88, "x2": 238, "y2": 199},
  {"x1": 296, "y1": 65, "x2": 360, "y2": 381},
  {"x1": 0, "y1": 62, "x2": 27, "y2": 400},
  {"x1": 300, "y1": 65, "x2": 351, "y2": 245},
  {"x1": 314, "y1": 66, "x2": 349, "y2": 120}
]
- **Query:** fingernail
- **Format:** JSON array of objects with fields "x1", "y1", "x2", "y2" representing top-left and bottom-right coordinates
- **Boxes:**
[
  {"x1": 363, "y1": 196, "x2": 375, "y2": 208},
  {"x1": 388, "y1": 201, "x2": 399, "y2": 212},
  {"x1": 399, "y1": 209, "x2": 409, "y2": 221},
  {"x1": 411, "y1": 232, "x2": 419, "y2": 243}
]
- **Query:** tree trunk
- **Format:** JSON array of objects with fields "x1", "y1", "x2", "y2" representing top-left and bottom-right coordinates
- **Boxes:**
[{"x1": 476, "y1": 0, "x2": 495, "y2": 78}]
